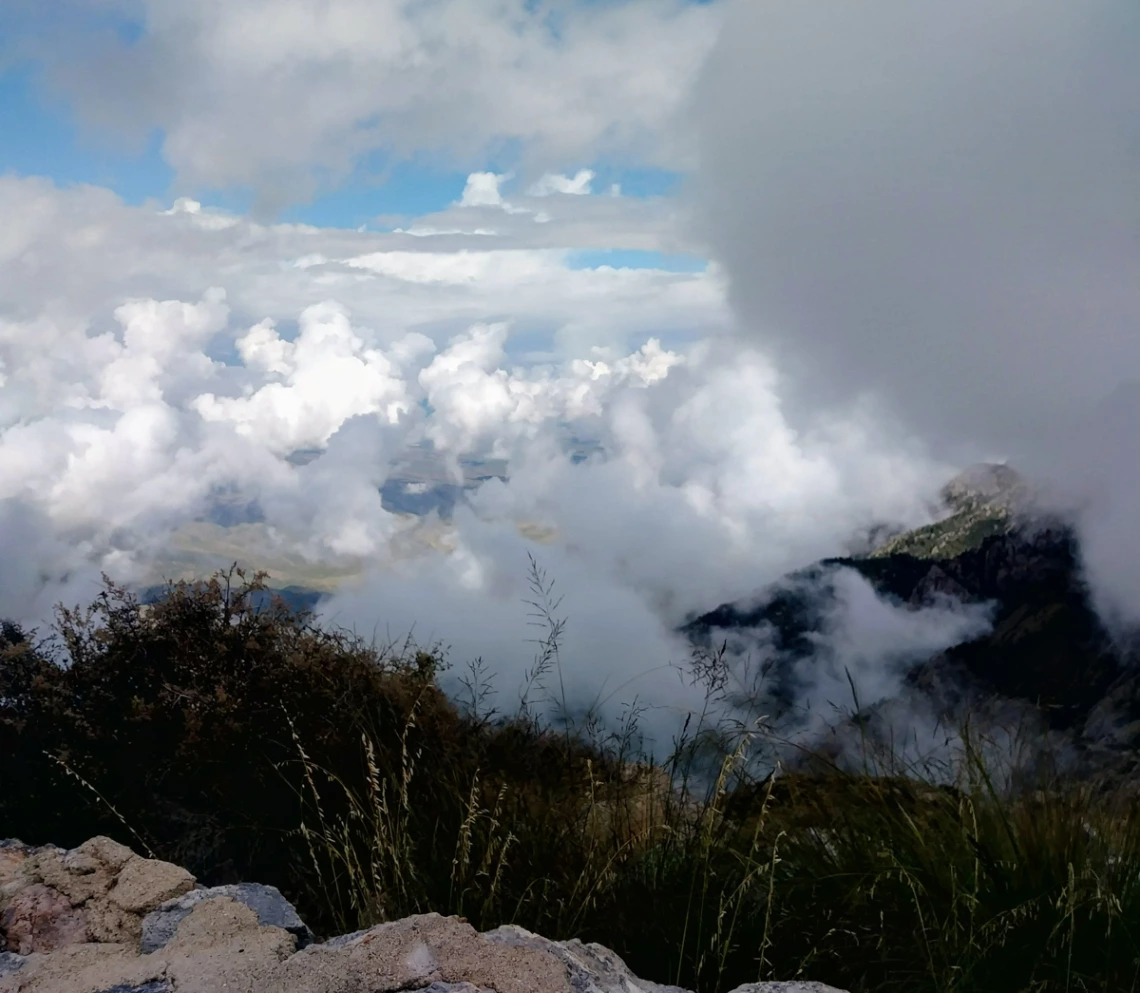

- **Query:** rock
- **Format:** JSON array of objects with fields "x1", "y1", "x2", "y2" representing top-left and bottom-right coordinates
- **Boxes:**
[
  {"x1": 0, "y1": 836, "x2": 194, "y2": 957},
  {"x1": 485, "y1": 923, "x2": 691, "y2": 993},
  {"x1": 417, "y1": 985, "x2": 495, "y2": 993},
  {"x1": 78, "y1": 837, "x2": 137, "y2": 873},
  {"x1": 159, "y1": 896, "x2": 298, "y2": 993},
  {"x1": 0, "y1": 942, "x2": 167, "y2": 993},
  {"x1": 22, "y1": 845, "x2": 114, "y2": 906},
  {"x1": 93, "y1": 984, "x2": 173, "y2": 993},
  {"x1": 0, "y1": 842, "x2": 31, "y2": 889},
  {"x1": 85, "y1": 897, "x2": 146, "y2": 946},
  {"x1": 141, "y1": 882, "x2": 312, "y2": 953},
  {"x1": 277, "y1": 913, "x2": 569, "y2": 993},
  {"x1": 107, "y1": 858, "x2": 196, "y2": 915},
  {"x1": 0, "y1": 844, "x2": 34, "y2": 947},
  {"x1": 309, "y1": 926, "x2": 370, "y2": 951},
  {"x1": 728, "y1": 985, "x2": 849, "y2": 993},
  {"x1": 0, "y1": 882, "x2": 88, "y2": 954},
  {"x1": 0, "y1": 953, "x2": 26, "y2": 978},
  {"x1": 0, "y1": 837, "x2": 847, "y2": 993}
]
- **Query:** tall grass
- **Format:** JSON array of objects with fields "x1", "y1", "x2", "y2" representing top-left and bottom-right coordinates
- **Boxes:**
[
  {"x1": 294, "y1": 710, "x2": 1140, "y2": 991},
  {"x1": 284, "y1": 559, "x2": 1140, "y2": 993}
]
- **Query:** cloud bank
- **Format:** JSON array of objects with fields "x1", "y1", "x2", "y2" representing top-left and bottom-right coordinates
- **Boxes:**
[
  {"x1": 0, "y1": 172, "x2": 960, "y2": 747},
  {"x1": 694, "y1": 0, "x2": 1140, "y2": 623}
]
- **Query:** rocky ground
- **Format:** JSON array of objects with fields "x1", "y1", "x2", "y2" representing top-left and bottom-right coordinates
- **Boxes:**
[{"x1": 0, "y1": 837, "x2": 843, "y2": 993}]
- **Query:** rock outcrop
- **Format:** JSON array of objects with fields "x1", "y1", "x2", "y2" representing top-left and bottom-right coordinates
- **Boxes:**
[{"x1": 0, "y1": 837, "x2": 846, "y2": 993}]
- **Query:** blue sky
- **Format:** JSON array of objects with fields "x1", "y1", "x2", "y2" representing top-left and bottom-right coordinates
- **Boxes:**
[
  {"x1": 565, "y1": 249, "x2": 706, "y2": 274},
  {"x1": 0, "y1": 2, "x2": 699, "y2": 250},
  {"x1": 0, "y1": 64, "x2": 173, "y2": 199},
  {"x1": 0, "y1": 57, "x2": 701, "y2": 279}
]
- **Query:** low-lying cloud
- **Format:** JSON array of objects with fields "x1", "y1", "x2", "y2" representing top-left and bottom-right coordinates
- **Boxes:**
[{"x1": 0, "y1": 176, "x2": 964, "y2": 750}]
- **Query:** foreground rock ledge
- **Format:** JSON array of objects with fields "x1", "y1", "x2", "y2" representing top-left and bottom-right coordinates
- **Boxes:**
[{"x1": 0, "y1": 838, "x2": 846, "y2": 993}]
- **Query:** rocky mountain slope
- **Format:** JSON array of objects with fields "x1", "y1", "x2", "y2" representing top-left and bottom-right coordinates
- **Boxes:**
[
  {"x1": 869, "y1": 462, "x2": 1030, "y2": 559},
  {"x1": 0, "y1": 836, "x2": 843, "y2": 993},
  {"x1": 681, "y1": 465, "x2": 1140, "y2": 764}
]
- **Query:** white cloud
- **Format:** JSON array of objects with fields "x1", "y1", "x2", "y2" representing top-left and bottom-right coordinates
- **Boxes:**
[
  {"x1": 0, "y1": 172, "x2": 965, "y2": 750},
  {"x1": 97, "y1": 290, "x2": 229, "y2": 409},
  {"x1": 4, "y1": 0, "x2": 1132, "y2": 762},
  {"x1": 699, "y1": 565, "x2": 996, "y2": 765},
  {"x1": 0, "y1": 174, "x2": 726, "y2": 390},
  {"x1": 345, "y1": 248, "x2": 553, "y2": 286},
  {"x1": 456, "y1": 171, "x2": 548, "y2": 218},
  {"x1": 458, "y1": 172, "x2": 508, "y2": 208},
  {"x1": 30, "y1": 0, "x2": 721, "y2": 207},
  {"x1": 193, "y1": 301, "x2": 417, "y2": 454},
  {"x1": 797, "y1": 568, "x2": 993, "y2": 730},
  {"x1": 527, "y1": 169, "x2": 595, "y2": 197}
]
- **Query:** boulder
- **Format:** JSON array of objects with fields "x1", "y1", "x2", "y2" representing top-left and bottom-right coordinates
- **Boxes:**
[
  {"x1": 729, "y1": 986, "x2": 848, "y2": 993},
  {"x1": 106, "y1": 858, "x2": 196, "y2": 915},
  {"x1": 0, "y1": 882, "x2": 88, "y2": 954},
  {"x1": 141, "y1": 882, "x2": 312, "y2": 953},
  {"x1": 484, "y1": 923, "x2": 691, "y2": 993},
  {"x1": 0, "y1": 837, "x2": 849, "y2": 993}
]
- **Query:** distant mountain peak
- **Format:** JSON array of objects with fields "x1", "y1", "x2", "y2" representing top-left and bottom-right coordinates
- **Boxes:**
[
  {"x1": 941, "y1": 462, "x2": 1028, "y2": 513},
  {"x1": 869, "y1": 463, "x2": 1032, "y2": 560}
]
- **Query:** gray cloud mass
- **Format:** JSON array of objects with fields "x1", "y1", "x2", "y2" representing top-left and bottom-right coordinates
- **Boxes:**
[{"x1": 693, "y1": 0, "x2": 1140, "y2": 620}]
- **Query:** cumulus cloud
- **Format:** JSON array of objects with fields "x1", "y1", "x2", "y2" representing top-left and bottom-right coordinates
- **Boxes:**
[
  {"x1": 0, "y1": 173, "x2": 737, "y2": 624},
  {"x1": 309, "y1": 336, "x2": 958, "y2": 749},
  {"x1": 194, "y1": 302, "x2": 417, "y2": 454},
  {"x1": 0, "y1": 175, "x2": 723, "y2": 364},
  {"x1": 0, "y1": 170, "x2": 961, "y2": 742},
  {"x1": 693, "y1": 0, "x2": 1140, "y2": 622},
  {"x1": 0, "y1": 103, "x2": 998, "y2": 761},
  {"x1": 23, "y1": 0, "x2": 720, "y2": 209},
  {"x1": 458, "y1": 173, "x2": 510, "y2": 209},
  {"x1": 5, "y1": 0, "x2": 1132, "y2": 766}
]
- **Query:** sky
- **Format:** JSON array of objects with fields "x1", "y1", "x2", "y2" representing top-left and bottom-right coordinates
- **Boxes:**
[{"x1": 1, "y1": 0, "x2": 1137, "y2": 754}]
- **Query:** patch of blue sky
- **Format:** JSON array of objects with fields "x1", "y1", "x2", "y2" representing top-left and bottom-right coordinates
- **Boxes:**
[
  {"x1": 280, "y1": 162, "x2": 691, "y2": 229},
  {"x1": 0, "y1": 65, "x2": 172, "y2": 202},
  {"x1": 274, "y1": 136, "x2": 529, "y2": 227},
  {"x1": 3, "y1": 59, "x2": 690, "y2": 226},
  {"x1": 564, "y1": 249, "x2": 707, "y2": 273},
  {"x1": 584, "y1": 166, "x2": 686, "y2": 199},
  {"x1": 279, "y1": 159, "x2": 475, "y2": 230}
]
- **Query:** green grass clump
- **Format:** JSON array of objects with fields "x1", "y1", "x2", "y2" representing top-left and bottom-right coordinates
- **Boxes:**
[{"x1": 3, "y1": 561, "x2": 1140, "y2": 993}]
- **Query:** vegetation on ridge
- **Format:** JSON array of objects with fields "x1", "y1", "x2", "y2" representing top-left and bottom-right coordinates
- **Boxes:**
[
  {"x1": 869, "y1": 463, "x2": 1029, "y2": 560},
  {"x1": 2, "y1": 562, "x2": 1140, "y2": 993}
]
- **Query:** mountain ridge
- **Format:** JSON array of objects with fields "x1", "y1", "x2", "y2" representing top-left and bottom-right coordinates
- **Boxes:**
[{"x1": 682, "y1": 466, "x2": 1140, "y2": 767}]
